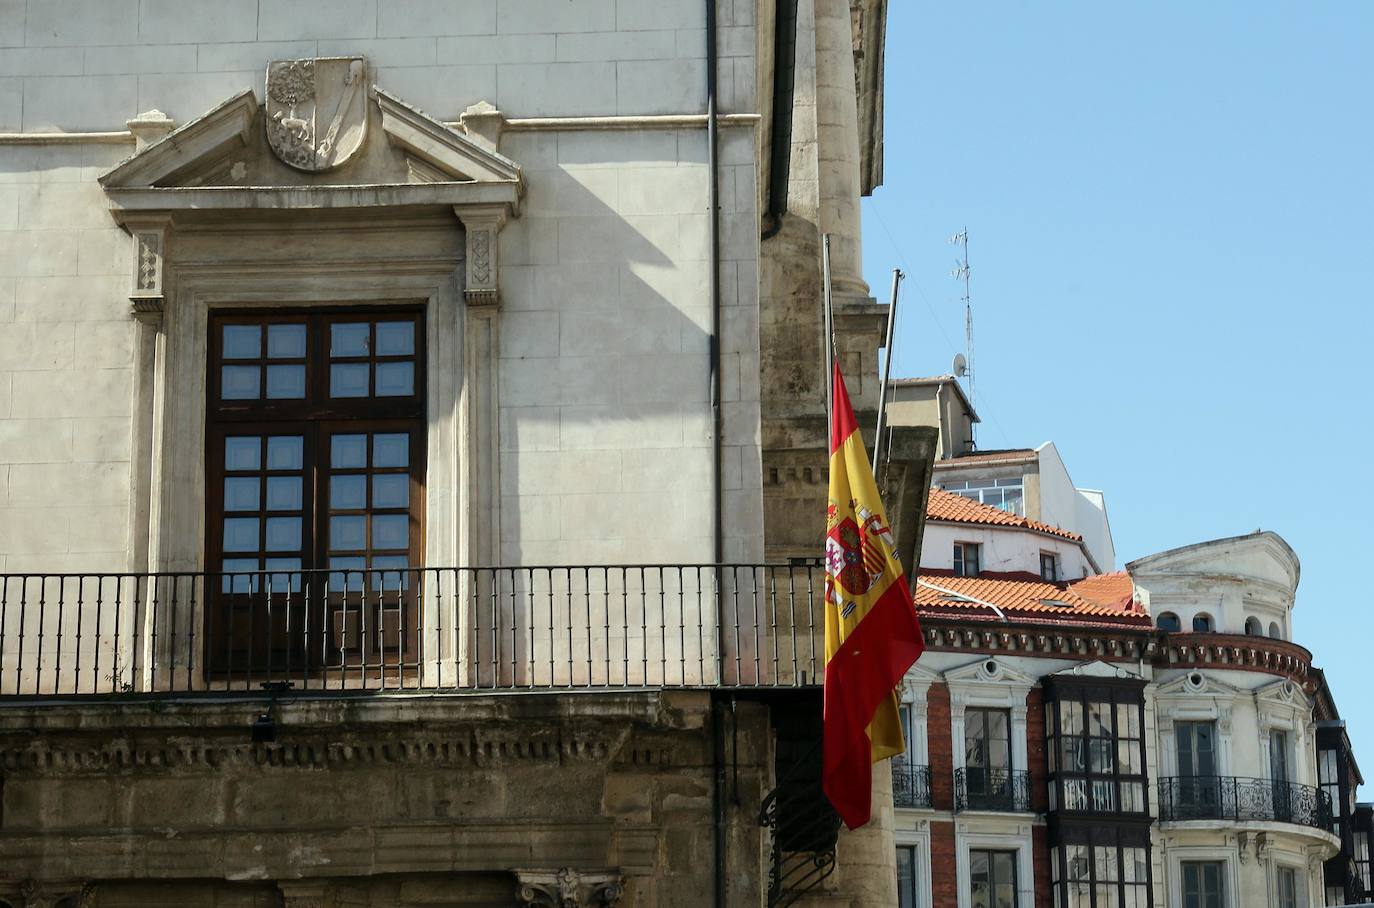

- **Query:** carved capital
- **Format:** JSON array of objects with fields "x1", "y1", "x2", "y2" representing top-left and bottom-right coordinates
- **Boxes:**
[
  {"x1": 6, "y1": 880, "x2": 93, "y2": 908},
  {"x1": 514, "y1": 868, "x2": 623, "y2": 908},
  {"x1": 123, "y1": 215, "x2": 172, "y2": 316},
  {"x1": 456, "y1": 205, "x2": 507, "y2": 308}
]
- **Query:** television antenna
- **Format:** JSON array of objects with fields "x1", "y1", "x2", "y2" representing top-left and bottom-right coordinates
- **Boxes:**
[{"x1": 949, "y1": 228, "x2": 974, "y2": 440}]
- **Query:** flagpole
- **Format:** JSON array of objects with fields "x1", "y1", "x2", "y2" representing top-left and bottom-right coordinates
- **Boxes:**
[
  {"x1": 872, "y1": 268, "x2": 903, "y2": 474},
  {"x1": 822, "y1": 233, "x2": 835, "y2": 424}
]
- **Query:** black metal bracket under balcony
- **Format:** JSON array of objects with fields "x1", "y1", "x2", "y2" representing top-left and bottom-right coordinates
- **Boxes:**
[
  {"x1": 955, "y1": 767, "x2": 1032, "y2": 813},
  {"x1": 1157, "y1": 776, "x2": 1333, "y2": 832},
  {"x1": 0, "y1": 565, "x2": 826, "y2": 698},
  {"x1": 893, "y1": 761, "x2": 932, "y2": 809}
]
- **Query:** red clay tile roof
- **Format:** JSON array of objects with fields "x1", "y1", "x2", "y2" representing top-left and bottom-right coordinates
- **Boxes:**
[
  {"x1": 936, "y1": 448, "x2": 1036, "y2": 465},
  {"x1": 915, "y1": 569, "x2": 1147, "y2": 627},
  {"x1": 926, "y1": 487, "x2": 1083, "y2": 542}
]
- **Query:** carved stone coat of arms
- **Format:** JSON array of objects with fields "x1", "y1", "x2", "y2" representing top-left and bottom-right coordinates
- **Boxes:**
[{"x1": 265, "y1": 56, "x2": 368, "y2": 171}]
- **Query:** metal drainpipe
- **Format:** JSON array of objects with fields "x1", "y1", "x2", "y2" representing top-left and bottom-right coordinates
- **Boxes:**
[{"x1": 707, "y1": 4, "x2": 727, "y2": 907}]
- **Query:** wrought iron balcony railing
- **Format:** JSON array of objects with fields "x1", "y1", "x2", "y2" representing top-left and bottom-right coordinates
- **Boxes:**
[
  {"x1": 954, "y1": 767, "x2": 1032, "y2": 813},
  {"x1": 892, "y1": 761, "x2": 932, "y2": 809},
  {"x1": 1157, "y1": 776, "x2": 1333, "y2": 832},
  {"x1": 0, "y1": 565, "x2": 828, "y2": 698}
]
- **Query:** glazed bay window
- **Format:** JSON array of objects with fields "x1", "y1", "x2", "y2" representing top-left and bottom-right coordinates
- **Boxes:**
[
  {"x1": 207, "y1": 310, "x2": 425, "y2": 675},
  {"x1": 944, "y1": 478, "x2": 1025, "y2": 516},
  {"x1": 1045, "y1": 681, "x2": 1148, "y2": 816},
  {"x1": 1050, "y1": 830, "x2": 1150, "y2": 908}
]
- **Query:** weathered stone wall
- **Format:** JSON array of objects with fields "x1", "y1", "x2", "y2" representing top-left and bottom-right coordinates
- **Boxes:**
[{"x1": 0, "y1": 691, "x2": 772, "y2": 906}]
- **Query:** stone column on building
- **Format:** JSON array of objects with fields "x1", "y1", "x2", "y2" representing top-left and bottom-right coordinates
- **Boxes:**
[{"x1": 831, "y1": 759, "x2": 901, "y2": 905}]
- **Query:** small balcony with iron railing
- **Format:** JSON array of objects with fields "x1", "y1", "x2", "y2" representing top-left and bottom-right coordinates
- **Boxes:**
[
  {"x1": 1157, "y1": 776, "x2": 1334, "y2": 834},
  {"x1": 0, "y1": 565, "x2": 830, "y2": 698},
  {"x1": 892, "y1": 761, "x2": 932, "y2": 809},
  {"x1": 954, "y1": 767, "x2": 1033, "y2": 814}
]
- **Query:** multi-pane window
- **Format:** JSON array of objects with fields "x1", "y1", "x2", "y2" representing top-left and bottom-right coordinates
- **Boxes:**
[
  {"x1": 965, "y1": 707, "x2": 1012, "y2": 800},
  {"x1": 1040, "y1": 552, "x2": 1058, "y2": 581},
  {"x1": 1191, "y1": 613, "x2": 1214, "y2": 632},
  {"x1": 1318, "y1": 749, "x2": 1341, "y2": 837},
  {"x1": 1156, "y1": 612, "x2": 1181, "y2": 632},
  {"x1": 1052, "y1": 837, "x2": 1149, "y2": 908},
  {"x1": 1276, "y1": 866, "x2": 1298, "y2": 908},
  {"x1": 1045, "y1": 684, "x2": 1147, "y2": 815},
  {"x1": 944, "y1": 478, "x2": 1025, "y2": 516},
  {"x1": 1175, "y1": 721, "x2": 1219, "y2": 815},
  {"x1": 1354, "y1": 825, "x2": 1372, "y2": 893},
  {"x1": 1181, "y1": 861, "x2": 1224, "y2": 908},
  {"x1": 954, "y1": 542, "x2": 981, "y2": 577},
  {"x1": 970, "y1": 849, "x2": 1017, "y2": 908},
  {"x1": 207, "y1": 310, "x2": 425, "y2": 673},
  {"x1": 897, "y1": 845, "x2": 920, "y2": 908}
]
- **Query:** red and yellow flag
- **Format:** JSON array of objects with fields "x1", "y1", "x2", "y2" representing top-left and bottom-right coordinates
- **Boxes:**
[{"x1": 822, "y1": 362, "x2": 925, "y2": 829}]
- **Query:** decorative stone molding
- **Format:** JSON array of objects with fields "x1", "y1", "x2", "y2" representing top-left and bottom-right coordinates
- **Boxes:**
[
  {"x1": 1, "y1": 880, "x2": 92, "y2": 908},
  {"x1": 123, "y1": 216, "x2": 170, "y2": 316},
  {"x1": 125, "y1": 109, "x2": 175, "y2": 152},
  {"x1": 460, "y1": 100, "x2": 507, "y2": 153},
  {"x1": 457, "y1": 206, "x2": 506, "y2": 307},
  {"x1": 514, "y1": 868, "x2": 623, "y2": 907},
  {"x1": 276, "y1": 881, "x2": 327, "y2": 908}
]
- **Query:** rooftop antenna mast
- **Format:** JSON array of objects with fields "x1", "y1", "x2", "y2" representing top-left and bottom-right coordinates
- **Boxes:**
[{"x1": 950, "y1": 227, "x2": 974, "y2": 444}]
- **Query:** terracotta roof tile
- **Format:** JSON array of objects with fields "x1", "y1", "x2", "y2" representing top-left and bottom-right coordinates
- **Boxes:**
[
  {"x1": 914, "y1": 570, "x2": 1148, "y2": 627},
  {"x1": 936, "y1": 448, "x2": 1036, "y2": 465},
  {"x1": 926, "y1": 487, "x2": 1083, "y2": 542}
]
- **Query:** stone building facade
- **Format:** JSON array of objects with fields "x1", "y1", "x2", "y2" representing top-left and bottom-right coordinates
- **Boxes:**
[{"x1": 0, "y1": 2, "x2": 931, "y2": 906}]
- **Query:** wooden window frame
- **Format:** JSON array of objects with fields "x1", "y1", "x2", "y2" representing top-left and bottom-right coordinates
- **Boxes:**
[{"x1": 204, "y1": 307, "x2": 427, "y2": 676}]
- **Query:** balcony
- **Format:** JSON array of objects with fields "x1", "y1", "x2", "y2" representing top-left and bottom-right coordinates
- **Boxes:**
[
  {"x1": 892, "y1": 761, "x2": 932, "y2": 809},
  {"x1": 1157, "y1": 776, "x2": 1333, "y2": 832},
  {"x1": 954, "y1": 768, "x2": 1033, "y2": 813},
  {"x1": 0, "y1": 565, "x2": 826, "y2": 697}
]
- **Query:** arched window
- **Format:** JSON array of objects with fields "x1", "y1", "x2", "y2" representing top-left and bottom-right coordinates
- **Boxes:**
[
  {"x1": 1157, "y1": 612, "x2": 1181, "y2": 632},
  {"x1": 1268, "y1": 621, "x2": 1282, "y2": 640},
  {"x1": 1192, "y1": 613, "x2": 1214, "y2": 633},
  {"x1": 1244, "y1": 617, "x2": 1262, "y2": 636}
]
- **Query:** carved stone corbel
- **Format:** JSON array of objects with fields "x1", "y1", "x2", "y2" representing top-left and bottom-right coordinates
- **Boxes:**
[
  {"x1": 456, "y1": 205, "x2": 506, "y2": 308},
  {"x1": 514, "y1": 868, "x2": 623, "y2": 907},
  {"x1": 122, "y1": 215, "x2": 172, "y2": 319}
]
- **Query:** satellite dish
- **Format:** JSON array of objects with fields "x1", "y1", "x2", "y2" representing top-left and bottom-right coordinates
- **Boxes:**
[{"x1": 952, "y1": 353, "x2": 967, "y2": 377}]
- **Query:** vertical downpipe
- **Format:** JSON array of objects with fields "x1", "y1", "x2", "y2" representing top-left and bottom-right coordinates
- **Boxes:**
[{"x1": 706, "y1": 2, "x2": 727, "y2": 907}]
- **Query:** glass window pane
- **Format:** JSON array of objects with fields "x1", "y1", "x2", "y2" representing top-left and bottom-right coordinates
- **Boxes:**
[
  {"x1": 222, "y1": 324, "x2": 261, "y2": 359},
  {"x1": 265, "y1": 364, "x2": 306, "y2": 399},
  {"x1": 374, "y1": 361, "x2": 414, "y2": 396},
  {"x1": 224, "y1": 436, "x2": 261, "y2": 471},
  {"x1": 330, "y1": 363, "x2": 370, "y2": 397},
  {"x1": 265, "y1": 476, "x2": 302, "y2": 511},
  {"x1": 264, "y1": 556, "x2": 302, "y2": 593},
  {"x1": 332, "y1": 434, "x2": 368, "y2": 468},
  {"x1": 267, "y1": 323, "x2": 306, "y2": 358},
  {"x1": 330, "y1": 474, "x2": 367, "y2": 510},
  {"x1": 372, "y1": 474, "x2": 409, "y2": 508},
  {"x1": 375, "y1": 321, "x2": 414, "y2": 355},
  {"x1": 330, "y1": 515, "x2": 367, "y2": 550},
  {"x1": 373, "y1": 433, "x2": 409, "y2": 467},
  {"x1": 221, "y1": 558, "x2": 260, "y2": 593},
  {"x1": 372, "y1": 514, "x2": 409, "y2": 550},
  {"x1": 330, "y1": 322, "x2": 370, "y2": 356},
  {"x1": 896, "y1": 846, "x2": 916, "y2": 908},
  {"x1": 223, "y1": 477, "x2": 259, "y2": 511},
  {"x1": 328, "y1": 555, "x2": 366, "y2": 591},
  {"x1": 222, "y1": 517, "x2": 259, "y2": 552},
  {"x1": 264, "y1": 516, "x2": 301, "y2": 552},
  {"x1": 266, "y1": 435, "x2": 303, "y2": 470},
  {"x1": 371, "y1": 555, "x2": 411, "y2": 589},
  {"x1": 221, "y1": 365, "x2": 260, "y2": 399}
]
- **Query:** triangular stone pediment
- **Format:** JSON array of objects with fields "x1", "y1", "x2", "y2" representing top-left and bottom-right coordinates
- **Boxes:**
[
  {"x1": 1254, "y1": 677, "x2": 1309, "y2": 710},
  {"x1": 99, "y1": 71, "x2": 523, "y2": 224},
  {"x1": 1127, "y1": 532, "x2": 1299, "y2": 592},
  {"x1": 1046, "y1": 659, "x2": 1142, "y2": 681},
  {"x1": 1156, "y1": 671, "x2": 1242, "y2": 699},
  {"x1": 945, "y1": 656, "x2": 1038, "y2": 687}
]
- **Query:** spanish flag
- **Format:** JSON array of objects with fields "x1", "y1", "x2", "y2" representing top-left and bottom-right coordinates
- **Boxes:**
[{"x1": 822, "y1": 362, "x2": 925, "y2": 829}]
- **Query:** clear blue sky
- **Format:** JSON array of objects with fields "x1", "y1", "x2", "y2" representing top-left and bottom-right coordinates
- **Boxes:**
[{"x1": 863, "y1": 3, "x2": 1373, "y2": 791}]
